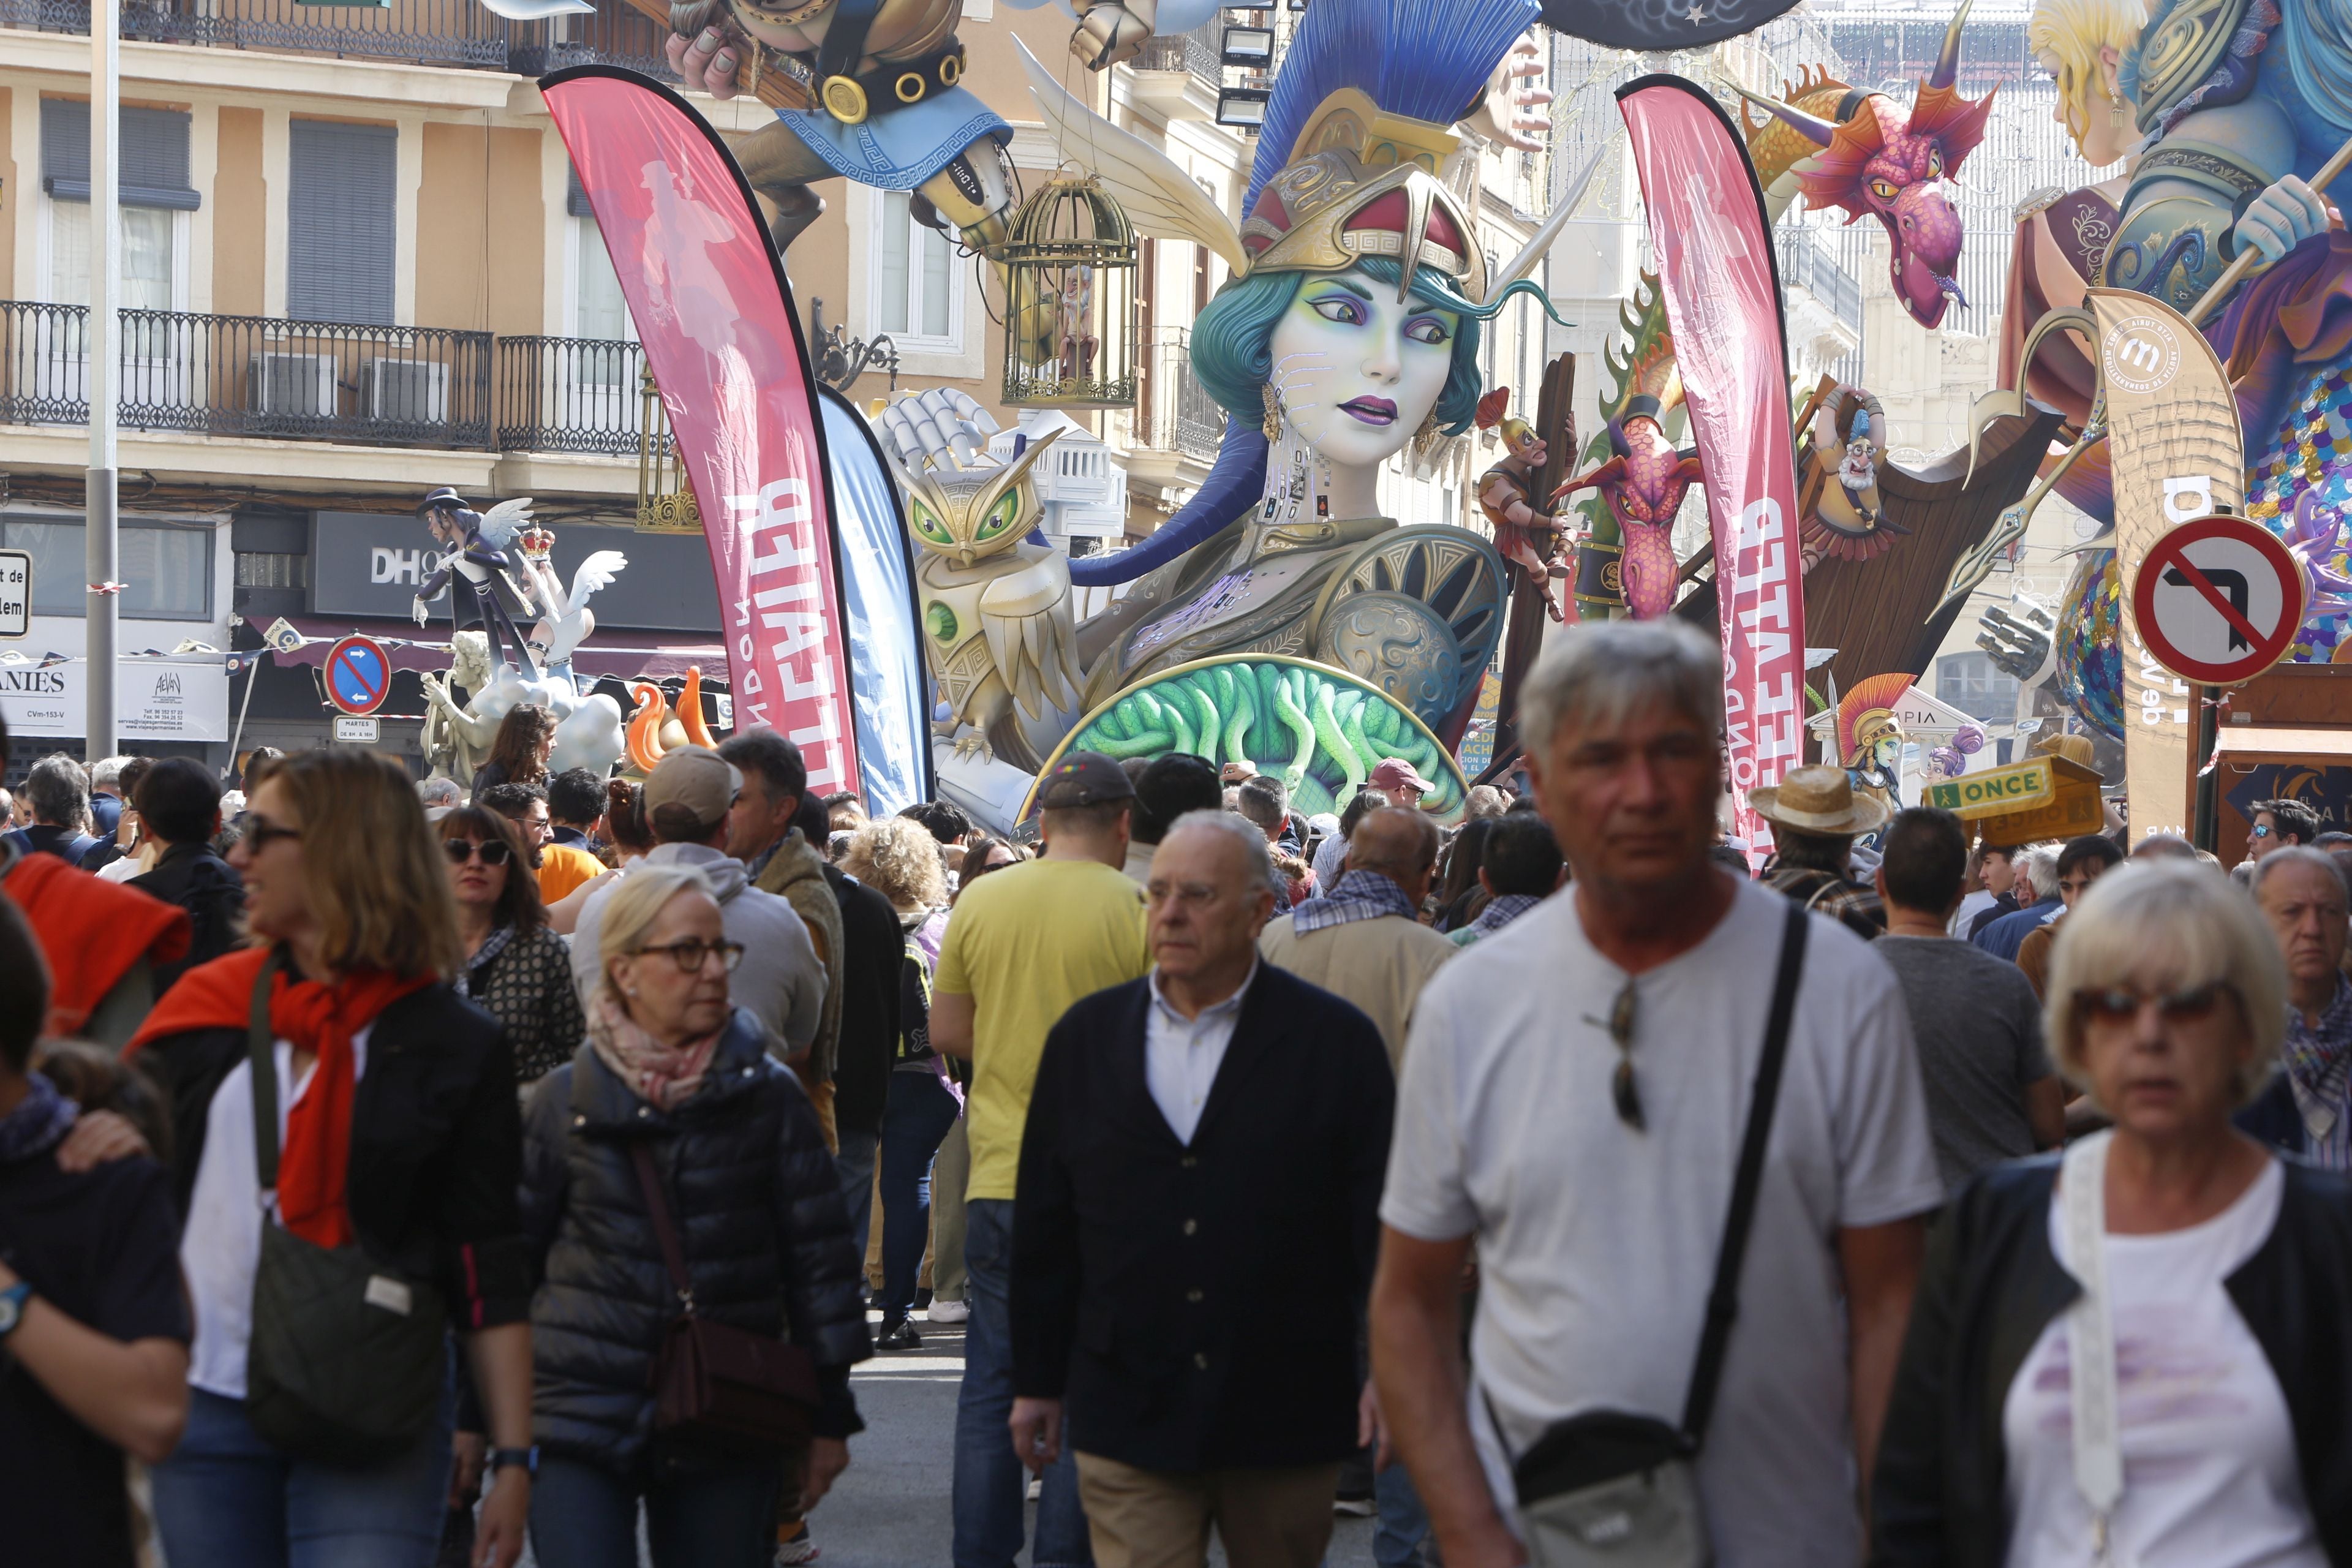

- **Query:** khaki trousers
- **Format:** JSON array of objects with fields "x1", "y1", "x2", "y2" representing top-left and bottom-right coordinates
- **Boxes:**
[{"x1": 1074, "y1": 1452, "x2": 1339, "y2": 1568}]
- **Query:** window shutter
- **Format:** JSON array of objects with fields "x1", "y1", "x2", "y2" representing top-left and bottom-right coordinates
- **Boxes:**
[
  {"x1": 567, "y1": 167, "x2": 594, "y2": 219},
  {"x1": 40, "y1": 99, "x2": 199, "y2": 209},
  {"x1": 287, "y1": 119, "x2": 398, "y2": 326}
]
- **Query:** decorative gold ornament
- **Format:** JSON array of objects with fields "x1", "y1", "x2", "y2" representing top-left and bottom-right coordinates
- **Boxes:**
[{"x1": 1262, "y1": 384, "x2": 1284, "y2": 443}]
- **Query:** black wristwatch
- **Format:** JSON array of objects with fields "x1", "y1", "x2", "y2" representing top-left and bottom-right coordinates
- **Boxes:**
[{"x1": 488, "y1": 1446, "x2": 538, "y2": 1477}]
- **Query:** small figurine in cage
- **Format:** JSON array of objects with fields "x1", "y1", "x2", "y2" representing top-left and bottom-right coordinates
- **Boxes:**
[{"x1": 1057, "y1": 266, "x2": 1098, "y2": 387}]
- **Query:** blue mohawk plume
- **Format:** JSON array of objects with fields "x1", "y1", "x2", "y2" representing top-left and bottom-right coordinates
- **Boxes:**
[
  {"x1": 1073, "y1": 0, "x2": 1539, "y2": 590},
  {"x1": 1245, "y1": 0, "x2": 1542, "y2": 214}
]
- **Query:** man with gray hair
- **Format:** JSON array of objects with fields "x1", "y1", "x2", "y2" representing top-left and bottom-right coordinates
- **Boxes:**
[
  {"x1": 85, "y1": 755, "x2": 131, "y2": 840},
  {"x1": 1009, "y1": 810, "x2": 1393, "y2": 1568},
  {"x1": 2242, "y1": 846, "x2": 2352, "y2": 1167},
  {"x1": 1256, "y1": 805, "x2": 1454, "y2": 1071},
  {"x1": 1372, "y1": 619, "x2": 1939, "y2": 1568},
  {"x1": 415, "y1": 776, "x2": 462, "y2": 822},
  {"x1": 1972, "y1": 840, "x2": 2064, "y2": 962},
  {"x1": 2, "y1": 755, "x2": 97, "y2": 865}
]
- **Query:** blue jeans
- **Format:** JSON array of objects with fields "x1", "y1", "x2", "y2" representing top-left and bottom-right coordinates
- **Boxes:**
[
  {"x1": 953, "y1": 1197, "x2": 1093, "y2": 1568},
  {"x1": 1375, "y1": 1463, "x2": 1436, "y2": 1567},
  {"x1": 529, "y1": 1451, "x2": 780, "y2": 1568},
  {"x1": 837, "y1": 1126, "x2": 881, "y2": 1295},
  {"x1": 880, "y1": 1069, "x2": 962, "y2": 1319},
  {"x1": 152, "y1": 1380, "x2": 454, "y2": 1568}
]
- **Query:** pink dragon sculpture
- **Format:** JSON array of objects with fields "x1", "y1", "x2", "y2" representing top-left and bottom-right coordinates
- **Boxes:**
[
  {"x1": 1737, "y1": 4, "x2": 1996, "y2": 329},
  {"x1": 1552, "y1": 394, "x2": 1705, "y2": 620}
]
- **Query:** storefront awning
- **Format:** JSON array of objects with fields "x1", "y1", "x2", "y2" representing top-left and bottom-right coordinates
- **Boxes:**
[{"x1": 271, "y1": 617, "x2": 726, "y2": 683}]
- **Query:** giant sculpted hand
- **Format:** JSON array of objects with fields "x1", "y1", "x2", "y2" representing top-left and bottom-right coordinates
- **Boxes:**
[
  {"x1": 2233, "y1": 175, "x2": 2334, "y2": 266},
  {"x1": 1071, "y1": 0, "x2": 1156, "y2": 70},
  {"x1": 665, "y1": 16, "x2": 745, "y2": 100}
]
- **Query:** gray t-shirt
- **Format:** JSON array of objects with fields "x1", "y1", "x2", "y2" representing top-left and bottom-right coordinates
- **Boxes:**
[
  {"x1": 1382, "y1": 880, "x2": 1943, "y2": 1567},
  {"x1": 1871, "y1": 935, "x2": 2053, "y2": 1193}
]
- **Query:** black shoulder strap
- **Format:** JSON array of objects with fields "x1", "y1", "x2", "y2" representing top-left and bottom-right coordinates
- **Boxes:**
[
  {"x1": 1680, "y1": 899, "x2": 1808, "y2": 1445},
  {"x1": 815, "y1": 0, "x2": 886, "y2": 80},
  {"x1": 246, "y1": 948, "x2": 285, "y2": 1191}
]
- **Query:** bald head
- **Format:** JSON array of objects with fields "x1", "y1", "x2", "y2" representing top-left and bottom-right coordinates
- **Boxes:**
[{"x1": 1350, "y1": 806, "x2": 1441, "y2": 904}]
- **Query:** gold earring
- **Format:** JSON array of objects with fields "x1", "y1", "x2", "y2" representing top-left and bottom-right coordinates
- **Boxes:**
[{"x1": 1262, "y1": 383, "x2": 1284, "y2": 443}]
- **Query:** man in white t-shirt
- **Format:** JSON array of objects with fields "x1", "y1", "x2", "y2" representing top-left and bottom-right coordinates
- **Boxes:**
[{"x1": 1370, "y1": 619, "x2": 1943, "y2": 1568}]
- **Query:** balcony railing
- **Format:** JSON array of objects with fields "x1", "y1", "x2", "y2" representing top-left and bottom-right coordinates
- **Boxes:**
[
  {"x1": 1134, "y1": 21, "x2": 1220, "y2": 91},
  {"x1": 1134, "y1": 327, "x2": 1224, "y2": 463},
  {"x1": 497, "y1": 335, "x2": 670, "y2": 457},
  {"x1": 1, "y1": 0, "x2": 678, "y2": 78},
  {"x1": 1, "y1": 300, "x2": 492, "y2": 447},
  {"x1": 1777, "y1": 228, "x2": 1863, "y2": 331}
]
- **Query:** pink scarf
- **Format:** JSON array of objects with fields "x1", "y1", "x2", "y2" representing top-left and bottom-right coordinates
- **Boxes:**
[{"x1": 589, "y1": 992, "x2": 722, "y2": 1112}]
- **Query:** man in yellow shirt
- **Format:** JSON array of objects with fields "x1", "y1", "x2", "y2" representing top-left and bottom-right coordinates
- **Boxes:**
[
  {"x1": 931, "y1": 750, "x2": 1150, "y2": 1568},
  {"x1": 535, "y1": 768, "x2": 609, "y2": 905}
]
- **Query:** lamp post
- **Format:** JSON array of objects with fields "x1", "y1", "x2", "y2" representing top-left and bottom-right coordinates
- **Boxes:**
[{"x1": 85, "y1": 0, "x2": 119, "y2": 757}]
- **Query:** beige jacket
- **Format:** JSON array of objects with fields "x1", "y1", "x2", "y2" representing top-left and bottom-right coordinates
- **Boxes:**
[
  {"x1": 755, "y1": 829, "x2": 844, "y2": 1080},
  {"x1": 1257, "y1": 911, "x2": 1455, "y2": 1071}
]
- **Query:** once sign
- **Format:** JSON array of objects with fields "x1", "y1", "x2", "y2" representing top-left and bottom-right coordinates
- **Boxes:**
[
  {"x1": 2132, "y1": 515, "x2": 2304, "y2": 685},
  {"x1": 323, "y1": 634, "x2": 392, "y2": 716},
  {"x1": 1924, "y1": 758, "x2": 2054, "y2": 818}
]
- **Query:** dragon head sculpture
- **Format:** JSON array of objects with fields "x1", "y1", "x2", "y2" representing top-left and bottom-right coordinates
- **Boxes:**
[{"x1": 1738, "y1": 1, "x2": 1996, "y2": 331}]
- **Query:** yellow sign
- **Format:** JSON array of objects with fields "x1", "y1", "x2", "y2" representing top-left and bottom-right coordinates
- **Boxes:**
[{"x1": 1924, "y1": 759, "x2": 2054, "y2": 818}]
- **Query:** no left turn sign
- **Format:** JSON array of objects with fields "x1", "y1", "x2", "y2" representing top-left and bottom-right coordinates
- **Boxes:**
[{"x1": 2132, "y1": 515, "x2": 2305, "y2": 685}]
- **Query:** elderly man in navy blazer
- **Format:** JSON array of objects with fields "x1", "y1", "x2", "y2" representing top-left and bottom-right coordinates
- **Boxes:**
[{"x1": 1009, "y1": 809, "x2": 1395, "y2": 1568}]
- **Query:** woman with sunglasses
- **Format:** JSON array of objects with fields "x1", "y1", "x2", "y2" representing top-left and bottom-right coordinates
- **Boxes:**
[
  {"x1": 1873, "y1": 861, "x2": 2352, "y2": 1567},
  {"x1": 437, "y1": 807, "x2": 584, "y2": 1088},
  {"x1": 128, "y1": 748, "x2": 534, "y2": 1568},
  {"x1": 520, "y1": 863, "x2": 869, "y2": 1568}
]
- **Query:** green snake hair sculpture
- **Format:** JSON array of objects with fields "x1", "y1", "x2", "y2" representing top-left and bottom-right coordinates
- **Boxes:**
[{"x1": 1032, "y1": 656, "x2": 1468, "y2": 822}]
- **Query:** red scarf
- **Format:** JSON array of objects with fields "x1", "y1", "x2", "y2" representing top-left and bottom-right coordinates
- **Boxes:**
[{"x1": 129, "y1": 948, "x2": 432, "y2": 1248}]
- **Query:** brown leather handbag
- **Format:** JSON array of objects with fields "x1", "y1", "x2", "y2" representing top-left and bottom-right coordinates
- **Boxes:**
[{"x1": 628, "y1": 1141, "x2": 820, "y2": 1446}]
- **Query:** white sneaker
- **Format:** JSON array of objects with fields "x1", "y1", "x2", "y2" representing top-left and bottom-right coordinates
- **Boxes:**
[
  {"x1": 773, "y1": 1532, "x2": 820, "y2": 1565},
  {"x1": 926, "y1": 1298, "x2": 970, "y2": 1324}
]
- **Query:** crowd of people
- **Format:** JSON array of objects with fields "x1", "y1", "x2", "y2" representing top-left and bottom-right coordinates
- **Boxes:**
[{"x1": 6, "y1": 615, "x2": 2352, "y2": 1568}]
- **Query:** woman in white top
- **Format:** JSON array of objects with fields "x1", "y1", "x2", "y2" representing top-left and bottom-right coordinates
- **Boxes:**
[{"x1": 1872, "y1": 858, "x2": 2352, "y2": 1567}]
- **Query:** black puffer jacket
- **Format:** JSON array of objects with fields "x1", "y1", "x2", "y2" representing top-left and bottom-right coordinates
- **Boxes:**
[{"x1": 520, "y1": 1008, "x2": 870, "y2": 1471}]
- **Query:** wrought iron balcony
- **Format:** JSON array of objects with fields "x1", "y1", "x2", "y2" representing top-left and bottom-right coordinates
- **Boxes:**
[
  {"x1": 496, "y1": 335, "x2": 672, "y2": 457},
  {"x1": 1133, "y1": 21, "x2": 1221, "y2": 91},
  {"x1": 1133, "y1": 326, "x2": 1224, "y2": 464},
  {"x1": 0, "y1": 0, "x2": 677, "y2": 78},
  {"x1": 0, "y1": 300, "x2": 492, "y2": 447}
]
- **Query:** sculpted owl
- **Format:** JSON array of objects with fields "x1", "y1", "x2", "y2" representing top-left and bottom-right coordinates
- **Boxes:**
[{"x1": 891, "y1": 429, "x2": 1087, "y2": 772}]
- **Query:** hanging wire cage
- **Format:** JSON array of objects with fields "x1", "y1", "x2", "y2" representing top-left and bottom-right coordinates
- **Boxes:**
[
  {"x1": 1000, "y1": 172, "x2": 1139, "y2": 410},
  {"x1": 636, "y1": 366, "x2": 702, "y2": 534}
]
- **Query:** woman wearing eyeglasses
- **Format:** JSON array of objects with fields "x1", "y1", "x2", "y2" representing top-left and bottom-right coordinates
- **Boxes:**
[
  {"x1": 1872, "y1": 861, "x2": 2352, "y2": 1567},
  {"x1": 129, "y1": 748, "x2": 535, "y2": 1568},
  {"x1": 519, "y1": 862, "x2": 870, "y2": 1568},
  {"x1": 437, "y1": 807, "x2": 584, "y2": 1088}
]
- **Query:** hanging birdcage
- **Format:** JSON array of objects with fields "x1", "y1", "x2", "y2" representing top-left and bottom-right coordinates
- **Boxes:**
[
  {"x1": 1000, "y1": 172, "x2": 1139, "y2": 410},
  {"x1": 636, "y1": 366, "x2": 702, "y2": 535}
]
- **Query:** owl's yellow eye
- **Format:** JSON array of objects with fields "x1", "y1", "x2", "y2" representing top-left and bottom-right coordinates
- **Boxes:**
[
  {"x1": 974, "y1": 491, "x2": 1025, "y2": 543},
  {"x1": 910, "y1": 500, "x2": 956, "y2": 548}
]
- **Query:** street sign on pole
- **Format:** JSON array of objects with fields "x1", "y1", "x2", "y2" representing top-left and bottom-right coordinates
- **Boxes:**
[
  {"x1": 323, "y1": 634, "x2": 392, "y2": 715},
  {"x1": 0, "y1": 550, "x2": 29, "y2": 639},
  {"x1": 333, "y1": 715, "x2": 382, "y2": 744},
  {"x1": 2132, "y1": 515, "x2": 2305, "y2": 686}
]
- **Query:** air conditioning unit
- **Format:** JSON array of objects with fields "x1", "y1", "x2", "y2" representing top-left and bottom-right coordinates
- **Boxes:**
[
  {"x1": 249, "y1": 352, "x2": 336, "y2": 417},
  {"x1": 361, "y1": 358, "x2": 450, "y2": 424}
]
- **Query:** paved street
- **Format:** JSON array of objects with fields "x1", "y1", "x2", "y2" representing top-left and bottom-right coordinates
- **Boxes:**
[{"x1": 810, "y1": 1315, "x2": 1382, "y2": 1568}]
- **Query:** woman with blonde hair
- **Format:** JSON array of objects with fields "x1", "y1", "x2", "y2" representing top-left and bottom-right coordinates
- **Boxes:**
[
  {"x1": 840, "y1": 817, "x2": 959, "y2": 1349},
  {"x1": 128, "y1": 747, "x2": 536, "y2": 1568},
  {"x1": 518, "y1": 862, "x2": 870, "y2": 1567},
  {"x1": 1873, "y1": 861, "x2": 2352, "y2": 1566}
]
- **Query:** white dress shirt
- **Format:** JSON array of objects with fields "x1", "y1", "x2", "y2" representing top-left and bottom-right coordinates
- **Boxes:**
[{"x1": 1144, "y1": 960, "x2": 1257, "y2": 1145}]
